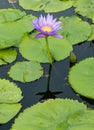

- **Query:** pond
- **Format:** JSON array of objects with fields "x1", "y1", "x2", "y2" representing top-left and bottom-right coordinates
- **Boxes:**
[{"x1": 0, "y1": 0, "x2": 94, "y2": 130}]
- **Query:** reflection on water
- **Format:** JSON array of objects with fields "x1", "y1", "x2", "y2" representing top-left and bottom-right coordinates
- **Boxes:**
[
  {"x1": 36, "y1": 64, "x2": 63, "y2": 101},
  {"x1": 36, "y1": 90, "x2": 62, "y2": 101}
]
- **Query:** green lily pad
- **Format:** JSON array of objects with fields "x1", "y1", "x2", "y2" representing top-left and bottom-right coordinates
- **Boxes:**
[
  {"x1": 19, "y1": 0, "x2": 76, "y2": 12},
  {"x1": 69, "y1": 58, "x2": 94, "y2": 99},
  {"x1": 0, "y1": 8, "x2": 26, "y2": 23},
  {"x1": 10, "y1": 99, "x2": 94, "y2": 130},
  {"x1": 0, "y1": 14, "x2": 36, "y2": 49},
  {"x1": 0, "y1": 22, "x2": 25, "y2": 49},
  {"x1": 19, "y1": 34, "x2": 73, "y2": 63},
  {"x1": 74, "y1": 0, "x2": 94, "y2": 23},
  {"x1": 16, "y1": 14, "x2": 36, "y2": 33},
  {"x1": 88, "y1": 25, "x2": 94, "y2": 41},
  {"x1": 0, "y1": 79, "x2": 22, "y2": 123},
  {"x1": 0, "y1": 48, "x2": 17, "y2": 65},
  {"x1": 59, "y1": 16, "x2": 91, "y2": 45},
  {"x1": 0, "y1": 79, "x2": 23, "y2": 103},
  {"x1": 8, "y1": 61, "x2": 43, "y2": 82},
  {"x1": 0, "y1": 104, "x2": 21, "y2": 124}
]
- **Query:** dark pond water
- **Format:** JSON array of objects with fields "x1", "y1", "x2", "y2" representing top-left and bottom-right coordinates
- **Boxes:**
[{"x1": 0, "y1": 1, "x2": 94, "y2": 130}]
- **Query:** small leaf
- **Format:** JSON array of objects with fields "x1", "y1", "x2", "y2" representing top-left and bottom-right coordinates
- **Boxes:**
[
  {"x1": 74, "y1": 0, "x2": 94, "y2": 23},
  {"x1": 8, "y1": 61, "x2": 43, "y2": 82},
  {"x1": 69, "y1": 58, "x2": 94, "y2": 99},
  {"x1": 10, "y1": 98, "x2": 94, "y2": 130},
  {"x1": 59, "y1": 16, "x2": 91, "y2": 45},
  {"x1": 19, "y1": 0, "x2": 76, "y2": 12},
  {"x1": 19, "y1": 34, "x2": 73, "y2": 63},
  {"x1": 70, "y1": 51, "x2": 77, "y2": 63},
  {"x1": 0, "y1": 48, "x2": 17, "y2": 65}
]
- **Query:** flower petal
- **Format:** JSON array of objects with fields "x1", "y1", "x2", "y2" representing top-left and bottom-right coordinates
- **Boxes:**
[
  {"x1": 32, "y1": 14, "x2": 63, "y2": 39},
  {"x1": 52, "y1": 34, "x2": 63, "y2": 38},
  {"x1": 35, "y1": 33, "x2": 45, "y2": 38}
]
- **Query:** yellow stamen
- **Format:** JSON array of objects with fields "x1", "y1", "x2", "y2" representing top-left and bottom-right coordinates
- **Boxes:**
[{"x1": 41, "y1": 25, "x2": 52, "y2": 32}]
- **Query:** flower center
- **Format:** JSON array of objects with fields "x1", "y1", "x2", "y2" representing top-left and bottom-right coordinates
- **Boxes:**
[{"x1": 41, "y1": 25, "x2": 52, "y2": 32}]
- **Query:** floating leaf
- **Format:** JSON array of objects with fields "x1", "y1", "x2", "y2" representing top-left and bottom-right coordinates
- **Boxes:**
[
  {"x1": 59, "y1": 16, "x2": 91, "y2": 45},
  {"x1": 0, "y1": 104, "x2": 21, "y2": 124},
  {"x1": 0, "y1": 79, "x2": 22, "y2": 123},
  {"x1": 69, "y1": 58, "x2": 94, "y2": 99},
  {"x1": 19, "y1": 34, "x2": 73, "y2": 63},
  {"x1": 74, "y1": 0, "x2": 94, "y2": 23},
  {"x1": 19, "y1": 0, "x2": 76, "y2": 12},
  {"x1": 16, "y1": 14, "x2": 36, "y2": 33},
  {"x1": 0, "y1": 14, "x2": 36, "y2": 49},
  {"x1": 0, "y1": 48, "x2": 17, "y2": 65},
  {"x1": 0, "y1": 8, "x2": 26, "y2": 23},
  {"x1": 0, "y1": 22, "x2": 25, "y2": 49},
  {"x1": 0, "y1": 79, "x2": 22, "y2": 103},
  {"x1": 88, "y1": 25, "x2": 94, "y2": 41},
  {"x1": 8, "y1": 61, "x2": 43, "y2": 82},
  {"x1": 11, "y1": 99, "x2": 94, "y2": 130}
]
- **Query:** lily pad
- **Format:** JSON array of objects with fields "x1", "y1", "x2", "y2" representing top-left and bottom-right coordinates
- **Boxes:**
[
  {"x1": 0, "y1": 22, "x2": 25, "y2": 49},
  {"x1": 74, "y1": 0, "x2": 94, "y2": 23},
  {"x1": 10, "y1": 99, "x2": 94, "y2": 130},
  {"x1": 0, "y1": 48, "x2": 17, "y2": 65},
  {"x1": 59, "y1": 16, "x2": 91, "y2": 45},
  {"x1": 0, "y1": 104, "x2": 21, "y2": 124},
  {"x1": 8, "y1": 61, "x2": 43, "y2": 82},
  {"x1": 0, "y1": 79, "x2": 22, "y2": 123},
  {"x1": 0, "y1": 14, "x2": 36, "y2": 49},
  {"x1": 88, "y1": 25, "x2": 94, "y2": 41},
  {"x1": 0, "y1": 79, "x2": 22, "y2": 103},
  {"x1": 16, "y1": 14, "x2": 36, "y2": 33},
  {"x1": 19, "y1": 34, "x2": 73, "y2": 63},
  {"x1": 19, "y1": 0, "x2": 76, "y2": 12},
  {"x1": 0, "y1": 8, "x2": 26, "y2": 23},
  {"x1": 69, "y1": 58, "x2": 94, "y2": 99}
]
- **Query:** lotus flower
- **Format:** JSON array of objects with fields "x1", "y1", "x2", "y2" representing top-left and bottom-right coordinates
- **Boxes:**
[{"x1": 32, "y1": 14, "x2": 63, "y2": 38}]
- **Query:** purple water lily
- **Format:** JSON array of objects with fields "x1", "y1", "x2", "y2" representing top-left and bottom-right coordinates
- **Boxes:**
[{"x1": 32, "y1": 14, "x2": 63, "y2": 38}]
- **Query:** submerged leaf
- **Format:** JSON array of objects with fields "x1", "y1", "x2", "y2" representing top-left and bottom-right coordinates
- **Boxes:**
[
  {"x1": 19, "y1": 34, "x2": 73, "y2": 63},
  {"x1": 0, "y1": 48, "x2": 17, "y2": 65},
  {"x1": 59, "y1": 16, "x2": 91, "y2": 45},
  {"x1": 74, "y1": 0, "x2": 94, "y2": 23},
  {"x1": 0, "y1": 79, "x2": 22, "y2": 123},
  {"x1": 8, "y1": 0, "x2": 17, "y2": 3},
  {"x1": 11, "y1": 99, "x2": 94, "y2": 130},
  {"x1": 19, "y1": 0, "x2": 76, "y2": 12},
  {"x1": 8, "y1": 61, "x2": 43, "y2": 82},
  {"x1": 69, "y1": 58, "x2": 94, "y2": 99}
]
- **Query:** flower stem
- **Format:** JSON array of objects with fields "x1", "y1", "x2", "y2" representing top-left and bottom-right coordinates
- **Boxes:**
[
  {"x1": 45, "y1": 37, "x2": 53, "y2": 64},
  {"x1": 47, "y1": 64, "x2": 52, "y2": 90}
]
